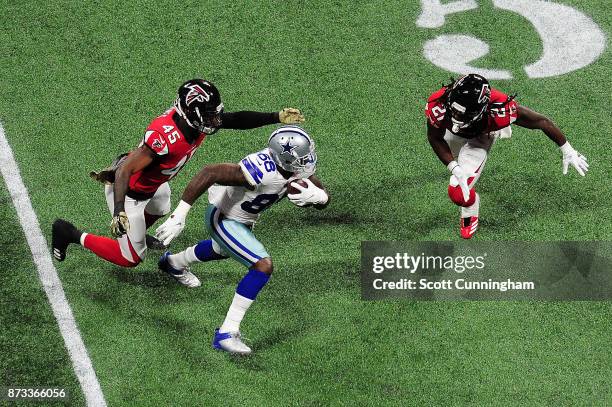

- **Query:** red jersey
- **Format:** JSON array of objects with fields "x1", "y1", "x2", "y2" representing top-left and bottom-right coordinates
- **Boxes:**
[
  {"x1": 128, "y1": 107, "x2": 206, "y2": 196},
  {"x1": 425, "y1": 87, "x2": 518, "y2": 138}
]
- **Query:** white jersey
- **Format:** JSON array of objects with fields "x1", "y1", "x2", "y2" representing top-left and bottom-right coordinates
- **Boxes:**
[{"x1": 208, "y1": 148, "x2": 301, "y2": 225}]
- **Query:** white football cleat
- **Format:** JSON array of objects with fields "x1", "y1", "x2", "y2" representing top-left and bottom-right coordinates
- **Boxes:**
[
  {"x1": 158, "y1": 252, "x2": 201, "y2": 288},
  {"x1": 171, "y1": 268, "x2": 201, "y2": 288},
  {"x1": 212, "y1": 329, "x2": 252, "y2": 355}
]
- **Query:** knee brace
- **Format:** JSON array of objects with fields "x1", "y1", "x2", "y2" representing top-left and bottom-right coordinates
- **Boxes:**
[{"x1": 448, "y1": 185, "x2": 476, "y2": 207}]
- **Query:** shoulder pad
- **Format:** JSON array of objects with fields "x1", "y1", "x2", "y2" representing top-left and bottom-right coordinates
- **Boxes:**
[
  {"x1": 143, "y1": 130, "x2": 169, "y2": 156},
  {"x1": 239, "y1": 150, "x2": 278, "y2": 186},
  {"x1": 425, "y1": 87, "x2": 448, "y2": 127}
]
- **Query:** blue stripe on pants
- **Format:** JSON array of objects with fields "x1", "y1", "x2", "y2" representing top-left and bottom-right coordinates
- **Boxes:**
[{"x1": 205, "y1": 205, "x2": 268, "y2": 267}]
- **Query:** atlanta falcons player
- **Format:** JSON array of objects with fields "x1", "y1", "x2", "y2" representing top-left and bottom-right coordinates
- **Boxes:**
[
  {"x1": 155, "y1": 126, "x2": 328, "y2": 354},
  {"x1": 426, "y1": 74, "x2": 588, "y2": 238},
  {"x1": 52, "y1": 79, "x2": 305, "y2": 271}
]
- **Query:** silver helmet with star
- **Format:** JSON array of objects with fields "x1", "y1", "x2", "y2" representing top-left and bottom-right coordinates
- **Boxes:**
[{"x1": 268, "y1": 126, "x2": 317, "y2": 175}]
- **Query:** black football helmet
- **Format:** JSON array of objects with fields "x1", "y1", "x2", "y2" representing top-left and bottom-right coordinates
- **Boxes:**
[
  {"x1": 174, "y1": 79, "x2": 223, "y2": 134},
  {"x1": 446, "y1": 74, "x2": 491, "y2": 133}
]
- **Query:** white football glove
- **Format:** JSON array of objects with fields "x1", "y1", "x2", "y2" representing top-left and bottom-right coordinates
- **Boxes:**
[
  {"x1": 448, "y1": 161, "x2": 476, "y2": 202},
  {"x1": 155, "y1": 201, "x2": 192, "y2": 246},
  {"x1": 560, "y1": 142, "x2": 588, "y2": 176},
  {"x1": 287, "y1": 179, "x2": 328, "y2": 207}
]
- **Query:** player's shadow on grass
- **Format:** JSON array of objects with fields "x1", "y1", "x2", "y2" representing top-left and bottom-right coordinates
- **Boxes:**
[
  {"x1": 266, "y1": 175, "x2": 452, "y2": 234},
  {"x1": 225, "y1": 323, "x2": 307, "y2": 370},
  {"x1": 293, "y1": 210, "x2": 361, "y2": 226},
  {"x1": 480, "y1": 171, "x2": 597, "y2": 232},
  {"x1": 85, "y1": 256, "x2": 361, "y2": 367},
  {"x1": 284, "y1": 169, "x2": 602, "y2": 239},
  {"x1": 109, "y1": 265, "x2": 174, "y2": 288}
]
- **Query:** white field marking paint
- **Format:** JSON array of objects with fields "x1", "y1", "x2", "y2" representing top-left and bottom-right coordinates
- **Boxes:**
[
  {"x1": 423, "y1": 34, "x2": 513, "y2": 79},
  {"x1": 0, "y1": 122, "x2": 107, "y2": 407},
  {"x1": 416, "y1": 0, "x2": 478, "y2": 28},
  {"x1": 493, "y1": 0, "x2": 606, "y2": 78},
  {"x1": 418, "y1": 0, "x2": 606, "y2": 79}
]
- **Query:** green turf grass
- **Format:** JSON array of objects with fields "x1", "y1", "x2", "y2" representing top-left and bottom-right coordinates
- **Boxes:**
[
  {"x1": 0, "y1": 0, "x2": 610, "y2": 405},
  {"x1": 0, "y1": 183, "x2": 84, "y2": 407}
]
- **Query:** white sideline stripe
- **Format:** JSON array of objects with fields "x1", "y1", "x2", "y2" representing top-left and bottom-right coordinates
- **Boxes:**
[{"x1": 0, "y1": 122, "x2": 107, "y2": 407}]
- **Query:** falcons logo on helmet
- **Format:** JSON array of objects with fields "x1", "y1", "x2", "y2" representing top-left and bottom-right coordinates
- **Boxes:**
[
  {"x1": 185, "y1": 83, "x2": 211, "y2": 106},
  {"x1": 478, "y1": 84, "x2": 491, "y2": 104}
]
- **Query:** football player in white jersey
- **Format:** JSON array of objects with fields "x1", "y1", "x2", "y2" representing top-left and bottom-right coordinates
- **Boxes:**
[{"x1": 154, "y1": 126, "x2": 329, "y2": 354}]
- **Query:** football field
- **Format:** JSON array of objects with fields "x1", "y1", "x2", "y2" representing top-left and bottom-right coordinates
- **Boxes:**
[{"x1": 1, "y1": 0, "x2": 611, "y2": 405}]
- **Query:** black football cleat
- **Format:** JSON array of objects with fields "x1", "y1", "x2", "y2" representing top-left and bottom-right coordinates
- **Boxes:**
[
  {"x1": 52, "y1": 219, "x2": 81, "y2": 261},
  {"x1": 146, "y1": 234, "x2": 167, "y2": 250}
]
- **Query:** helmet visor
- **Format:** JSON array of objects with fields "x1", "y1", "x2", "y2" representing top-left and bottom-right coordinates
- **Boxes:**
[
  {"x1": 196, "y1": 103, "x2": 224, "y2": 133},
  {"x1": 449, "y1": 101, "x2": 486, "y2": 129},
  {"x1": 274, "y1": 150, "x2": 317, "y2": 174},
  {"x1": 293, "y1": 151, "x2": 317, "y2": 174}
]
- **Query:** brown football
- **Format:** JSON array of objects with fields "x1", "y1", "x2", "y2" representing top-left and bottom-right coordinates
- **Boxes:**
[{"x1": 287, "y1": 179, "x2": 308, "y2": 195}]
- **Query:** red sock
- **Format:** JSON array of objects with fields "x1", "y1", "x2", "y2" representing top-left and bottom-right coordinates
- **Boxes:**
[
  {"x1": 144, "y1": 212, "x2": 163, "y2": 230},
  {"x1": 83, "y1": 234, "x2": 139, "y2": 267},
  {"x1": 448, "y1": 185, "x2": 477, "y2": 207}
]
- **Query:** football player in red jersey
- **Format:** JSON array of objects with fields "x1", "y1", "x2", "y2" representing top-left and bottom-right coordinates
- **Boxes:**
[
  {"x1": 52, "y1": 79, "x2": 305, "y2": 281},
  {"x1": 425, "y1": 74, "x2": 588, "y2": 239}
]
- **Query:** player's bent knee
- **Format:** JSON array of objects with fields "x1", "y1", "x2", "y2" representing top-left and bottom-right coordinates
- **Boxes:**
[
  {"x1": 448, "y1": 185, "x2": 476, "y2": 207},
  {"x1": 123, "y1": 252, "x2": 142, "y2": 268},
  {"x1": 253, "y1": 257, "x2": 273, "y2": 275},
  {"x1": 113, "y1": 254, "x2": 141, "y2": 268},
  {"x1": 124, "y1": 259, "x2": 140, "y2": 268}
]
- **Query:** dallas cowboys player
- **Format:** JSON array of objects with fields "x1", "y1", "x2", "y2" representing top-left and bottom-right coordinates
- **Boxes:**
[{"x1": 155, "y1": 126, "x2": 329, "y2": 354}]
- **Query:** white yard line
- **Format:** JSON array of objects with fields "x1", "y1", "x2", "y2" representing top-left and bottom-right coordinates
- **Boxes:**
[{"x1": 0, "y1": 122, "x2": 107, "y2": 407}]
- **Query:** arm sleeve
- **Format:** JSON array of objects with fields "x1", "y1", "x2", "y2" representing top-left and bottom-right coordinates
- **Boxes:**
[{"x1": 220, "y1": 111, "x2": 280, "y2": 130}]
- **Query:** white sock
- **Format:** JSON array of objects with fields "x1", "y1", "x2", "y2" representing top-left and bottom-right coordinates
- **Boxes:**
[
  {"x1": 461, "y1": 193, "x2": 480, "y2": 218},
  {"x1": 219, "y1": 293, "x2": 253, "y2": 333},
  {"x1": 79, "y1": 233, "x2": 88, "y2": 247},
  {"x1": 168, "y1": 245, "x2": 200, "y2": 269}
]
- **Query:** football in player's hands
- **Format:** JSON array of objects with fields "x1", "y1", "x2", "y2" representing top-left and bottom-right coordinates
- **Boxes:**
[
  {"x1": 287, "y1": 180, "x2": 309, "y2": 195},
  {"x1": 287, "y1": 180, "x2": 312, "y2": 207},
  {"x1": 288, "y1": 178, "x2": 329, "y2": 207}
]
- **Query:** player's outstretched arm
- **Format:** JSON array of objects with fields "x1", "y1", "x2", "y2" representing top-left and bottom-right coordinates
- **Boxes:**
[
  {"x1": 515, "y1": 106, "x2": 588, "y2": 176},
  {"x1": 220, "y1": 108, "x2": 304, "y2": 130},
  {"x1": 155, "y1": 164, "x2": 251, "y2": 246},
  {"x1": 110, "y1": 146, "x2": 155, "y2": 236},
  {"x1": 514, "y1": 105, "x2": 566, "y2": 146}
]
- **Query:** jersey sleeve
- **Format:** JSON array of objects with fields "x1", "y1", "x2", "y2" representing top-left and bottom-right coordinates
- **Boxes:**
[
  {"x1": 508, "y1": 99, "x2": 518, "y2": 124},
  {"x1": 425, "y1": 88, "x2": 447, "y2": 128},
  {"x1": 487, "y1": 89, "x2": 519, "y2": 130},
  {"x1": 239, "y1": 150, "x2": 277, "y2": 187},
  {"x1": 142, "y1": 130, "x2": 169, "y2": 156},
  {"x1": 239, "y1": 152, "x2": 265, "y2": 187},
  {"x1": 489, "y1": 99, "x2": 519, "y2": 129}
]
